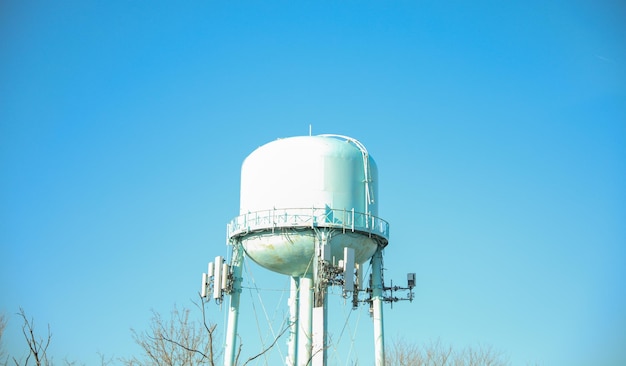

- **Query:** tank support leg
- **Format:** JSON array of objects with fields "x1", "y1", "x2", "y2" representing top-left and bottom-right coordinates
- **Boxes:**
[
  {"x1": 297, "y1": 276, "x2": 313, "y2": 366},
  {"x1": 286, "y1": 276, "x2": 300, "y2": 366},
  {"x1": 312, "y1": 304, "x2": 327, "y2": 366},
  {"x1": 371, "y1": 246, "x2": 385, "y2": 366},
  {"x1": 312, "y1": 230, "x2": 329, "y2": 366},
  {"x1": 224, "y1": 241, "x2": 243, "y2": 366}
]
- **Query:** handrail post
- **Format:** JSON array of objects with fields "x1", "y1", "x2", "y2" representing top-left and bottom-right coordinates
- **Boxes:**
[{"x1": 351, "y1": 208, "x2": 355, "y2": 232}]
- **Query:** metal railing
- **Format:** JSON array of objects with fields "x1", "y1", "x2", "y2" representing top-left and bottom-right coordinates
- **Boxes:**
[{"x1": 227, "y1": 207, "x2": 389, "y2": 240}]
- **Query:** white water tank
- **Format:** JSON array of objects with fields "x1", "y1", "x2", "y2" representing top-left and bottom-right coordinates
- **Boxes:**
[{"x1": 227, "y1": 135, "x2": 388, "y2": 276}]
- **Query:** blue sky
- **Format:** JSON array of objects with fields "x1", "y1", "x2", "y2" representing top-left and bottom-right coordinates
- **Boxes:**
[{"x1": 1, "y1": 1, "x2": 624, "y2": 365}]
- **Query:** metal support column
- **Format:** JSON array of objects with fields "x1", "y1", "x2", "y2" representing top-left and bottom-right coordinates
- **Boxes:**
[
  {"x1": 297, "y1": 276, "x2": 313, "y2": 366},
  {"x1": 371, "y1": 246, "x2": 385, "y2": 366},
  {"x1": 224, "y1": 241, "x2": 244, "y2": 366},
  {"x1": 286, "y1": 276, "x2": 300, "y2": 366},
  {"x1": 312, "y1": 230, "x2": 329, "y2": 366},
  {"x1": 311, "y1": 305, "x2": 326, "y2": 366}
]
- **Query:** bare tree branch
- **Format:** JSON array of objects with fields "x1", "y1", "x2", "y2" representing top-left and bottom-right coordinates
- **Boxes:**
[
  {"x1": 96, "y1": 352, "x2": 114, "y2": 366},
  {"x1": 122, "y1": 303, "x2": 217, "y2": 366},
  {"x1": 15, "y1": 308, "x2": 51, "y2": 366},
  {"x1": 242, "y1": 324, "x2": 290, "y2": 366},
  {"x1": 155, "y1": 333, "x2": 210, "y2": 362},
  {"x1": 385, "y1": 338, "x2": 510, "y2": 366},
  {"x1": 233, "y1": 338, "x2": 242, "y2": 366},
  {"x1": 0, "y1": 313, "x2": 6, "y2": 365},
  {"x1": 193, "y1": 295, "x2": 217, "y2": 366}
]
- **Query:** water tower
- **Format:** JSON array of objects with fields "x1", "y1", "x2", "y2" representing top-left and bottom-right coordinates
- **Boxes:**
[{"x1": 201, "y1": 134, "x2": 414, "y2": 366}]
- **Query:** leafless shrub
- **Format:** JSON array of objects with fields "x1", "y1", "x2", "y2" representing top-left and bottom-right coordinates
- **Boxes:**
[
  {"x1": 121, "y1": 295, "x2": 289, "y2": 366},
  {"x1": 386, "y1": 338, "x2": 509, "y2": 366},
  {"x1": 121, "y1": 301, "x2": 218, "y2": 366}
]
